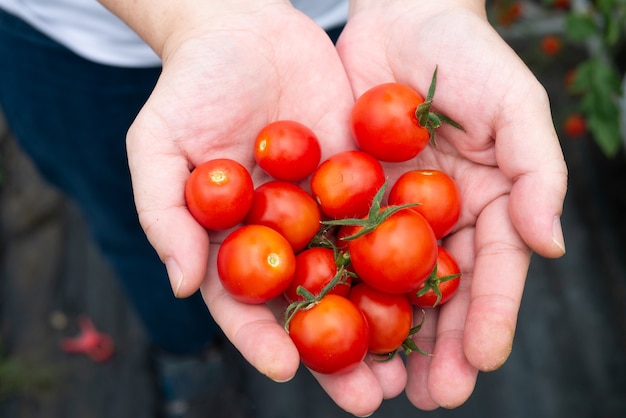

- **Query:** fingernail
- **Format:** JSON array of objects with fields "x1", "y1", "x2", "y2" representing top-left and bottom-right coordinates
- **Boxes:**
[
  {"x1": 552, "y1": 216, "x2": 566, "y2": 255},
  {"x1": 165, "y1": 257, "x2": 184, "y2": 297},
  {"x1": 270, "y1": 374, "x2": 295, "y2": 383}
]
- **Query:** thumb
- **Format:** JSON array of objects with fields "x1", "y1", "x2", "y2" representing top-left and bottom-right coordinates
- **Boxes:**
[
  {"x1": 496, "y1": 84, "x2": 567, "y2": 258},
  {"x1": 127, "y1": 121, "x2": 210, "y2": 298}
]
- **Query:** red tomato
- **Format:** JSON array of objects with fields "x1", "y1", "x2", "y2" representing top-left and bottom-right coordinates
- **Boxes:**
[
  {"x1": 564, "y1": 68, "x2": 577, "y2": 92},
  {"x1": 185, "y1": 158, "x2": 254, "y2": 230},
  {"x1": 335, "y1": 224, "x2": 360, "y2": 251},
  {"x1": 407, "y1": 245, "x2": 461, "y2": 308},
  {"x1": 350, "y1": 83, "x2": 430, "y2": 162},
  {"x1": 563, "y1": 113, "x2": 586, "y2": 138},
  {"x1": 288, "y1": 294, "x2": 369, "y2": 374},
  {"x1": 540, "y1": 35, "x2": 562, "y2": 56},
  {"x1": 388, "y1": 169, "x2": 461, "y2": 239},
  {"x1": 497, "y1": 2, "x2": 523, "y2": 27},
  {"x1": 217, "y1": 225, "x2": 295, "y2": 304},
  {"x1": 244, "y1": 181, "x2": 322, "y2": 253},
  {"x1": 310, "y1": 150, "x2": 386, "y2": 219},
  {"x1": 349, "y1": 283, "x2": 413, "y2": 355},
  {"x1": 348, "y1": 208, "x2": 437, "y2": 294},
  {"x1": 284, "y1": 247, "x2": 351, "y2": 303},
  {"x1": 253, "y1": 120, "x2": 321, "y2": 182},
  {"x1": 552, "y1": 0, "x2": 571, "y2": 9}
]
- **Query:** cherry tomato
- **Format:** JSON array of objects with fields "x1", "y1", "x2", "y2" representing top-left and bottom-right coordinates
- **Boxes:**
[
  {"x1": 253, "y1": 120, "x2": 321, "y2": 182},
  {"x1": 288, "y1": 294, "x2": 369, "y2": 374},
  {"x1": 350, "y1": 83, "x2": 429, "y2": 162},
  {"x1": 388, "y1": 169, "x2": 461, "y2": 239},
  {"x1": 407, "y1": 245, "x2": 461, "y2": 308},
  {"x1": 335, "y1": 224, "x2": 360, "y2": 251},
  {"x1": 244, "y1": 181, "x2": 322, "y2": 253},
  {"x1": 349, "y1": 283, "x2": 413, "y2": 355},
  {"x1": 563, "y1": 113, "x2": 586, "y2": 138},
  {"x1": 348, "y1": 208, "x2": 437, "y2": 294},
  {"x1": 310, "y1": 150, "x2": 385, "y2": 219},
  {"x1": 552, "y1": 0, "x2": 571, "y2": 9},
  {"x1": 283, "y1": 247, "x2": 351, "y2": 303},
  {"x1": 185, "y1": 158, "x2": 254, "y2": 231},
  {"x1": 217, "y1": 225, "x2": 295, "y2": 304},
  {"x1": 540, "y1": 35, "x2": 562, "y2": 56}
]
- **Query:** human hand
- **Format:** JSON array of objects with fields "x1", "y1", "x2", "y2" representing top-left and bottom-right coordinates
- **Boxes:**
[
  {"x1": 335, "y1": 0, "x2": 568, "y2": 410},
  {"x1": 118, "y1": 1, "x2": 397, "y2": 415}
]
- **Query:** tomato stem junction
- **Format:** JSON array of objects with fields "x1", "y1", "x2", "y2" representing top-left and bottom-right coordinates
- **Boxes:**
[{"x1": 415, "y1": 66, "x2": 465, "y2": 146}]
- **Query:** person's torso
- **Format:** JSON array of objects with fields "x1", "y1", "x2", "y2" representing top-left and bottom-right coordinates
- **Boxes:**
[{"x1": 0, "y1": 0, "x2": 348, "y2": 67}]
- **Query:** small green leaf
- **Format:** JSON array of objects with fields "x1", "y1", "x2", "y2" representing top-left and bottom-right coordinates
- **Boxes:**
[
  {"x1": 604, "y1": 12, "x2": 621, "y2": 46},
  {"x1": 565, "y1": 13, "x2": 598, "y2": 42},
  {"x1": 587, "y1": 113, "x2": 623, "y2": 157},
  {"x1": 596, "y1": 0, "x2": 619, "y2": 14}
]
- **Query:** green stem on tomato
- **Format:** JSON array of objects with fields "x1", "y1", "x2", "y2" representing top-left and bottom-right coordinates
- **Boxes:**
[
  {"x1": 414, "y1": 263, "x2": 462, "y2": 307},
  {"x1": 415, "y1": 65, "x2": 465, "y2": 146},
  {"x1": 321, "y1": 180, "x2": 418, "y2": 240}
]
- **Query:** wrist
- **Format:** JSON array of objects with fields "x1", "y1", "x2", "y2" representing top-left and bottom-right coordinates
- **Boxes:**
[
  {"x1": 98, "y1": 0, "x2": 290, "y2": 59},
  {"x1": 348, "y1": 0, "x2": 487, "y2": 18}
]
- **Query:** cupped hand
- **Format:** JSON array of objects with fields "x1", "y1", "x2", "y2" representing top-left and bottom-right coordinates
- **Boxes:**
[
  {"x1": 336, "y1": 0, "x2": 568, "y2": 410},
  {"x1": 125, "y1": 3, "x2": 392, "y2": 416}
]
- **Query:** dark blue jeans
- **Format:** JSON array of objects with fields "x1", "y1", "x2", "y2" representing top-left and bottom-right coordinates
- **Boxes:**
[{"x1": 0, "y1": 9, "x2": 219, "y2": 354}]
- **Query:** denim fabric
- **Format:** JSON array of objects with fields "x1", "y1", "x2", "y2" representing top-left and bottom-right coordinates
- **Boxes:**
[{"x1": 0, "y1": 8, "x2": 219, "y2": 354}]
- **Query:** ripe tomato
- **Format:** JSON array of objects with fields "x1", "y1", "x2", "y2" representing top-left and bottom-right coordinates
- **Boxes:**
[
  {"x1": 350, "y1": 83, "x2": 429, "y2": 162},
  {"x1": 244, "y1": 181, "x2": 322, "y2": 253},
  {"x1": 407, "y1": 245, "x2": 461, "y2": 308},
  {"x1": 552, "y1": 0, "x2": 571, "y2": 9},
  {"x1": 310, "y1": 150, "x2": 385, "y2": 219},
  {"x1": 217, "y1": 225, "x2": 295, "y2": 304},
  {"x1": 540, "y1": 35, "x2": 562, "y2": 56},
  {"x1": 563, "y1": 113, "x2": 586, "y2": 138},
  {"x1": 288, "y1": 294, "x2": 369, "y2": 374},
  {"x1": 497, "y1": 2, "x2": 523, "y2": 27},
  {"x1": 388, "y1": 169, "x2": 461, "y2": 239},
  {"x1": 335, "y1": 224, "x2": 360, "y2": 251},
  {"x1": 348, "y1": 283, "x2": 413, "y2": 355},
  {"x1": 283, "y1": 247, "x2": 351, "y2": 303},
  {"x1": 348, "y1": 208, "x2": 437, "y2": 294},
  {"x1": 185, "y1": 158, "x2": 254, "y2": 230},
  {"x1": 253, "y1": 120, "x2": 321, "y2": 182}
]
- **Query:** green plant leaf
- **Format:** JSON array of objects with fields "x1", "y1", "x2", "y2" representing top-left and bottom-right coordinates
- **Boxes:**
[
  {"x1": 588, "y1": 113, "x2": 622, "y2": 157},
  {"x1": 596, "y1": 0, "x2": 619, "y2": 14},
  {"x1": 565, "y1": 13, "x2": 598, "y2": 42},
  {"x1": 603, "y1": 11, "x2": 622, "y2": 46}
]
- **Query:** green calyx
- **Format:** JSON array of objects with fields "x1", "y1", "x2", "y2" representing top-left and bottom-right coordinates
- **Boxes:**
[
  {"x1": 415, "y1": 263, "x2": 462, "y2": 307},
  {"x1": 416, "y1": 66, "x2": 465, "y2": 145},
  {"x1": 321, "y1": 181, "x2": 418, "y2": 240}
]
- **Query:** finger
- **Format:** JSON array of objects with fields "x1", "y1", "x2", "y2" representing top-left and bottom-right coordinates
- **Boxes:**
[
  {"x1": 426, "y1": 227, "x2": 478, "y2": 408},
  {"x1": 127, "y1": 118, "x2": 211, "y2": 297},
  {"x1": 494, "y1": 77, "x2": 568, "y2": 258},
  {"x1": 405, "y1": 307, "x2": 438, "y2": 410},
  {"x1": 464, "y1": 195, "x2": 531, "y2": 371},
  {"x1": 200, "y1": 245, "x2": 300, "y2": 382},
  {"x1": 363, "y1": 352, "x2": 407, "y2": 399},
  {"x1": 311, "y1": 362, "x2": 384, "y2": 417}
]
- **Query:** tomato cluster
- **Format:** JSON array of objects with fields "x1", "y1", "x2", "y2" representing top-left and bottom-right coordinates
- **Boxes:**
[{"x1": 185, "y1": 67, "x2": 463, "y2": 375}]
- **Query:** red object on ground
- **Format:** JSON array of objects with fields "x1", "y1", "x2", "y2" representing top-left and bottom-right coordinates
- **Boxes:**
[{"x1": 60, "y1": 315, "x2": 114, "y2": 362}]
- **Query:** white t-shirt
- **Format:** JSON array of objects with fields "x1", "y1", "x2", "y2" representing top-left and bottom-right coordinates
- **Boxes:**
[{"x1": 0, "y1": 0, "x2": 348, "y2": 67}]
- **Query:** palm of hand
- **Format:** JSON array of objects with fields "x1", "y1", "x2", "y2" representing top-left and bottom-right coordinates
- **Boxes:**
[{"x1": 127, "y1": 6, "x2": 356, "y2": 288}]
